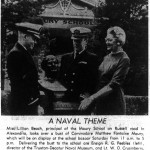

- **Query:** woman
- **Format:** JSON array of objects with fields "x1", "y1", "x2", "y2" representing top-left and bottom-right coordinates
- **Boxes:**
[{"x1": 78, "y1": 26, "x2": 130, "y2": 115}]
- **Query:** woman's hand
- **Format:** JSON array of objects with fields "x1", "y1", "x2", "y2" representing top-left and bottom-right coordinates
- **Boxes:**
[{"x1": 78, "y1": 96, "x2": 94, "y2": 111}]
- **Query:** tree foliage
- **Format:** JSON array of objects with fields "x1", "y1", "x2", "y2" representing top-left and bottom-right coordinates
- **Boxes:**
[
  {"x1": 100, "y1": 0, "x2": 148, "y2": 23},
  {"x1": 2, "y1": 0, "x2": 44, "y2": 25}
]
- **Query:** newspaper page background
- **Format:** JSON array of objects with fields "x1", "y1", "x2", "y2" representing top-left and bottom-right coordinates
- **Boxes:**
[{"x1": 1, "y1": 0, "x2": 150, "y2": 150}]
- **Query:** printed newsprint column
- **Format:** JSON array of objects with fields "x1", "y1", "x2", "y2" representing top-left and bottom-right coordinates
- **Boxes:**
[
  {"x1": 0, "y1": 117, "x2": 150, "y2": 150},
  {"x1": 0, "y1": 0, "x2": 150, "y2": 150}
]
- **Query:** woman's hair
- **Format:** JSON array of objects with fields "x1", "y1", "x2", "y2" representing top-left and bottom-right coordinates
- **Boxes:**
[{"x1": 107, "y1": 26, "x2": 126, "y2": 45}]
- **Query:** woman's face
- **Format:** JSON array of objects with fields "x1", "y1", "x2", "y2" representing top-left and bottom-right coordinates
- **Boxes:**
[{"x1": 105, "y1": 34, "x2": 118, "y2": 52}]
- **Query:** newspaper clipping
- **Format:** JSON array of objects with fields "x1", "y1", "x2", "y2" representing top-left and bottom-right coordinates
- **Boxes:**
[{"x1": 1, "y1": 0, "x2": 149, "y2": 150}]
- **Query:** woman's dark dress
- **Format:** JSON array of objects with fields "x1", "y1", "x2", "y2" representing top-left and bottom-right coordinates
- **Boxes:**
[{"x1": 94, "y1": 51, "x2": 130, "y2": 115}]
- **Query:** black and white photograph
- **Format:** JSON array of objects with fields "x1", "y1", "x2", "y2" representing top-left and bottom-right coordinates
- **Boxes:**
[
  {"x1": 0, "y1": 1, "x2": 149, "y2": 150},
  {"x1": 1, "y1": 0, "x2": 148, "y2": 115}
]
